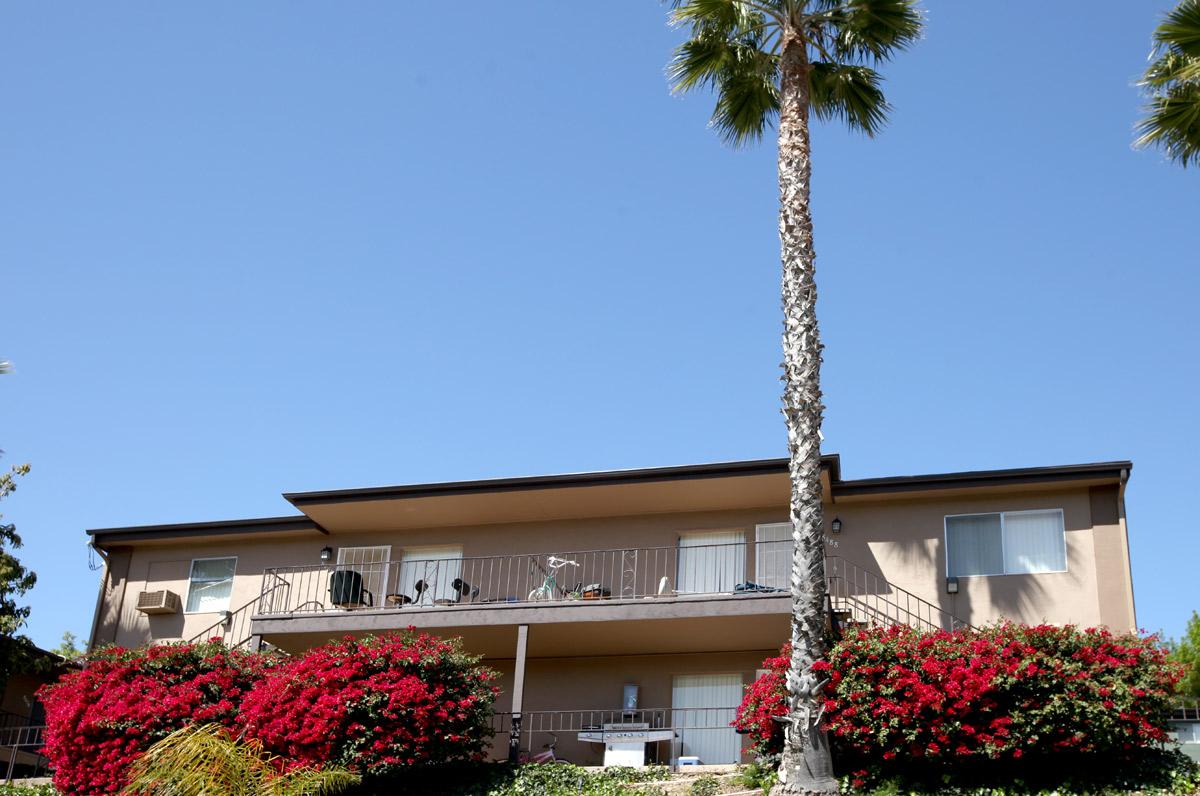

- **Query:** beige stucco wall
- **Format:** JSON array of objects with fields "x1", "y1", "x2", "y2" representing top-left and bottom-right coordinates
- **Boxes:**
[
  {"x1": 92, "y1": 482, "x2": 1135, "y2": 650},
  {"x1": 822, "y1": 484, "x2": 1135, "y2": 632}
]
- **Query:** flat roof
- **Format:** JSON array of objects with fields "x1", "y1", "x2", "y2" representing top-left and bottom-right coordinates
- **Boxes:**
[{"x1": 87, "y1": 456, "x2": 1131, "y2": 544}]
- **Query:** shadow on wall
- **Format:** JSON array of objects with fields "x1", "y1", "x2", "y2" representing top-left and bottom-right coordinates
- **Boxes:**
[{"x1": 951, "y1": 512, "x2": 1091, "y2": 629}]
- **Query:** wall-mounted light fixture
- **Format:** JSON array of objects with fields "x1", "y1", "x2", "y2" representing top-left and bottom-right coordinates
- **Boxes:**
[
  {"x1": 830, "y1": 517, "x2": 842, "y2": 534},
  {"x1": 220, "y1": 609, "x2": 233, "y2": 628},
  {"x1": 946, "y1": 576, "x2": 959, "y2": 595},
  {"x1": 320, "y1": 546, "x2": 334, "y2": 564}
]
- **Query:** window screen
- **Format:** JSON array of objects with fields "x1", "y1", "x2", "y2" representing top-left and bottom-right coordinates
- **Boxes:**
[
  {"x1": 946, "y1": 510, "x2": 1066, "y2": 577},
  {"x1": 186, "y1": 557, "x2": 236, "y2": 613}
]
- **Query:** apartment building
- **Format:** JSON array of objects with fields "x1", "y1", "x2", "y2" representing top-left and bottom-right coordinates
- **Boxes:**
[{"x1": 85, "y1": 455, "x2": 1136, "y2": 766}]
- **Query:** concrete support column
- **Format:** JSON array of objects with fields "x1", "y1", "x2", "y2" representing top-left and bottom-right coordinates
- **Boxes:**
[{"x1": 508, "y1": 624, "x2": 529, "y2": 763}]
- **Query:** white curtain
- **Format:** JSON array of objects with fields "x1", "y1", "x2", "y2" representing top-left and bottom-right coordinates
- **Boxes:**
[
  {"x1": 946, "y1": 514, "x2": 1003, "y2": 577},
  {"x1": 677, "y1": 531, "x2": 746, "y2": 594},
  {"x1": 1003, "y1": 511, "x2": 1066, "y2": 573},
  {"x1": 397, "y1": 546, "x2": 464, "y2": 604},
  {"x1": 186, "y1": 558, "x2": 236, "y2": 613},
  {"x1": 672, "y1": 674, "x2": 742, "y2": 764},
  {"x1": 754, "y1": 523, "x2": 792, "y2": 589}
]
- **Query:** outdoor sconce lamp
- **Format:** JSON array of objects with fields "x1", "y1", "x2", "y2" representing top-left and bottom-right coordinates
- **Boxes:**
[
  {"x1": 830, "y1": 517, "x2": 842, "y2": 534},
  {"x1": 320, "y1": 546, "x2": 334, "y2": 564},
  {"x1": 946, "y1": 576, "x2": 959, "y2": 595},
  {"x1": 220, "y1": 610, "x2": 232, "y2": 628}
]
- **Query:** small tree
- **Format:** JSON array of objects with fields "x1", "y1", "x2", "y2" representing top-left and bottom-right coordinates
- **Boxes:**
[
  {"x1": 124, "y1": 723, "x2": 358, "y2": 796},
  {"x1": 240, "y1": 631, "x2": 498, "y2": 778},
  {"x1": 1169, "y1": 610, "x2": 1200, "y2": 697},
  {"x1": 0, "y1": 462, "x2": 37, "y2": 693},
  {"x1": 52, "y1": 630, "x2": 83, "y2": 662}
]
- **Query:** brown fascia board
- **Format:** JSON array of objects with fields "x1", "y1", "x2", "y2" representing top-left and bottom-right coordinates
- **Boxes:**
[
  {"x1": 832, "y1": 460, "x2": 1132, "y2": 499},
  {"x1": 282, "y1": 457, "x2": 812, "y2": 507},
  {"x1": 87, "y1": 515, "x2": 323, "y2": 546}
]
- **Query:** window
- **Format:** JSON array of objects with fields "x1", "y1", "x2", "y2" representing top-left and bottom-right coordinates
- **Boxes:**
[
  {"x1": 945, "y1": 510, "x2": 1066, "y2": 577},
  {"x1": 185, "y1": 557, "x2": 237, "y2": 613},
  {"x1": 754, "y1": 523, "x2": 791, "y2": 589},
  {"x1": 677, "y1": 531, "x2": 745, "y2": 594}
]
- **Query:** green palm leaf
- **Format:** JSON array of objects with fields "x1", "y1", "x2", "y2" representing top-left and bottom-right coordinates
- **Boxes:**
[
  {"x1": 1136, "y1": 0, "x2": 1200, "y2": 166},
  {"x1": 123, "y1": 724, "x2": 359, "y2": 796},
  {"x1": 668, "y1": 0, "x2": 920, "y2": 144}
]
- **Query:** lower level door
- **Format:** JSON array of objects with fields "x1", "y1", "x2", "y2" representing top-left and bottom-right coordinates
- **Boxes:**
[{"x1": 671, "y1": 673, "x2": 743, "y2": 765}]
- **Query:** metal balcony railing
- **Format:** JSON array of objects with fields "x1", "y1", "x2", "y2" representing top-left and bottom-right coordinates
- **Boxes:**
[
  {"x1": 1, "y1": 723, "x2": 47, "y2": 782},
  {"x1": 249, "y1": 542, "x2": 971, "y2": 635},
  {"x1": 489, "y1": 707, "x2": 741, "y2": 766},
  {"x1": 256, "y1": 541, "x2": 790, "y2": 616}
]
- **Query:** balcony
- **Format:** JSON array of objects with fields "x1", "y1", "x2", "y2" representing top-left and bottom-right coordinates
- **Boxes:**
[
  {"x1": 241, "y1": 540, "x2": 965, "y2": 656},
  {"x1": 255, "y1": 540, "x2": 792, "y2": 617}
]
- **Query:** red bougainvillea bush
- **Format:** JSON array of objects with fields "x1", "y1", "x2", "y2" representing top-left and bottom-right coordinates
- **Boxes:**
[
  {"x1": 240, "y1": 630, "x2": 498, "y2": 777},
  {"x1": 735, "y1": 624, "x2": 1185, "y2": 787},
  {"x1": 38, "y1": 639, "x2": 273, "y2": 795}
]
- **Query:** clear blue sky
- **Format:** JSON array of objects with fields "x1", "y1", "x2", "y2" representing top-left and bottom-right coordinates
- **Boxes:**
[{"x1": 2, "y1": 2, "x2": 1196, "y2": 650}]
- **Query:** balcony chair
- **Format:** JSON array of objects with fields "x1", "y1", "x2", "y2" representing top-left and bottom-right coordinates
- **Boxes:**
[{"x1": 329, "y1": 569, "x2": 374, "y2": 609}]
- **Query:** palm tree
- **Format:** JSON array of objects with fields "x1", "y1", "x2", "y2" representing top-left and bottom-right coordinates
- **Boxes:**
[
  {"x1": 1136, "y1": 0, "x2": 1200, "y2": 167},
  {"x1": 666, "y1": 2, "x2": 921, "y2": 792},
  {"x1": 123, "y1": 724, "x2": 359, "y2": 796}
]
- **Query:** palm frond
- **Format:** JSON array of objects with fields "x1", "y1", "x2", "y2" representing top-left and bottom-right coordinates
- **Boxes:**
[
  {"x1": 1135, "y1": 83, "x2": 1200, "y2": 167},
  {"x1": 1156, "y1": 0, "x2": 1200, "y2": 58},
  {"x1": 809, "y1": 62, "x2": 889, "y2": 136},
  {"x1": 711, "y1": 46, "x2": 781, "y2": 144},
  {"x1": 666, "y1": 0, "x2": 917, "y2": 144},
  {"x1": 826, "y1": 0, "x2": 923, "y2": 61},
  {"x1": 669, "y1": 32, "x2": 734, "y2": 93},
  {"x1": 1137, "y1": 0, "x2": 1200, "y2": 165},
  {"x1": 124, "y1": 724, "x2": 359, "y2": 796}
]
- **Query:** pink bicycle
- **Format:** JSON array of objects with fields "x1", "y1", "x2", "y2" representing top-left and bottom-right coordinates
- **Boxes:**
[{"x1": 518, "y1": 732, "x2": 571, "y2": 764}]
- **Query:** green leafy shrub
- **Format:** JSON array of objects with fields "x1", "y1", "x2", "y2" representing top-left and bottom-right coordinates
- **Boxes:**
[
  {"x1": 369, "y1": 763, "x2": 669, "y2": 796},
  {"x1": 0, "y1": 786, "x2": 59, "y2": 796},
  {"x1": 688, "y1": 774, "x2": 720, "y2": 796}
]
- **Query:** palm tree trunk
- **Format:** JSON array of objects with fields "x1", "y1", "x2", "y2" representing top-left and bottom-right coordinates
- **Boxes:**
[{"x1": 770, "y1": 30, "x2": 839, "y2": 796}]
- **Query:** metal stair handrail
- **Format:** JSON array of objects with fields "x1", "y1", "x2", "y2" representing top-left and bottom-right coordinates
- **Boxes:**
[
  {"x1": 825, "y1": 555, "x2": 971, "y2": 632},
  {"x1": 186, "y1": 576, "x2": 289, "y2": 649}
]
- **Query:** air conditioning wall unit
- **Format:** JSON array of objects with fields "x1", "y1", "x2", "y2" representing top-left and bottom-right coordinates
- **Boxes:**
[{"x1": 136, "y1": 589, "x2": 182, "y2": 615}]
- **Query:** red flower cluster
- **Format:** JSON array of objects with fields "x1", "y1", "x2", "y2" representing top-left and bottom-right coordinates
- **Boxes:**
[
  {"x1": 240, "y1": 630, "x2": 498, "y2": 775},
  {"x1": 734, "y1": 623, "x2": 1182, "y2": 770},
  {"x1": 38, "y1": 640, "x2": 272, "y2": 795},
  {"x1": 732, "y1": 644, "x2": 791, "y2": 758}
]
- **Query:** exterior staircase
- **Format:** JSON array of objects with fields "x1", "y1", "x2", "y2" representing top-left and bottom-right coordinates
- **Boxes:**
[{"x1": 824, "y1": 556, "x2": 971, "y2": 635}]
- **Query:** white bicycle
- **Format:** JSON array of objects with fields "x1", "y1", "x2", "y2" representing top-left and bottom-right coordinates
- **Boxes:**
[{"x1": 528, "y1": 556, "x2": 578, "y2": 601}]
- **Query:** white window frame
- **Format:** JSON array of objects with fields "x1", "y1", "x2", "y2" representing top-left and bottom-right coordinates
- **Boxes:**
[
  {"x1": 943, "y1": 508, "x2": 1067, "y2": 578},
  {"x1": 184, "y1": 556, "x2": 238, "y2": 615}
]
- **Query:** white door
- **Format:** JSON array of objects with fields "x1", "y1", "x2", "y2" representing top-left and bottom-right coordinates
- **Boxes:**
[
  {"x1": 672, "y1": 674, "x2": 743, "y2": 764},
  {"x1": 755, "y1": 523, "x2": 792, "y2": 590},
  {"x1": 335, "y1": 546, "x2": 391, "y2": 607},
  {"x1": 397, "y1": 546, "x2": 463, "y2": 605},
  {"x1": 677, "y1": 531, "x2": 745, "y2": 594}
]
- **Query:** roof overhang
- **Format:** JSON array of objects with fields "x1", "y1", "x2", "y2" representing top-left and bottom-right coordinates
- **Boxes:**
[
  {"x1": 87, "y1": 456, "x2": 1131, "y2": 545},
  {"x1": 283, "y1": 458, "x2": 799, "y2": 532},
  {"x1": 87, "y1": 515, "x2": 326, "y2": 547}
]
